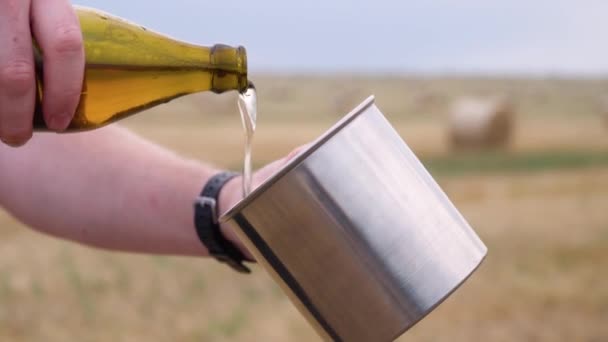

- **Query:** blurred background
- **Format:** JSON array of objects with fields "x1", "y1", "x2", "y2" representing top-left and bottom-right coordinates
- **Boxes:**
[{"x1": 1, "y1": 1, "x2": 607, "y2": 341}]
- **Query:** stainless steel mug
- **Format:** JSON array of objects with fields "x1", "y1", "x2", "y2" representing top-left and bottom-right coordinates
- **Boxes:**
[{"x1": 221, "y1": 96, "x2": 487, "y2": 342}]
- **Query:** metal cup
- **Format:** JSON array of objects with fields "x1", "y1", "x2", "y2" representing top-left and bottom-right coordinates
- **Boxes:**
[{"x1": 221, "y1": 96, "x2": 487, "y2": 342}]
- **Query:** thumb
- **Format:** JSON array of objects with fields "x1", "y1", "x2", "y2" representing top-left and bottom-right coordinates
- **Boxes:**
[{"x1": 252, "y1": 143, "x2": 312, "y2": 187}]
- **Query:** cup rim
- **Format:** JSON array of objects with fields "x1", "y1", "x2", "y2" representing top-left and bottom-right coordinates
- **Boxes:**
[{"x1": 220, "y1": 95, "x2": 376, "y2": 222}]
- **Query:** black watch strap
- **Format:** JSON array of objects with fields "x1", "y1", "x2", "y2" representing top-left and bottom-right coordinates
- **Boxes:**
[{"x1": 194, "y1": 171, "x2": 251, "y2": 274}]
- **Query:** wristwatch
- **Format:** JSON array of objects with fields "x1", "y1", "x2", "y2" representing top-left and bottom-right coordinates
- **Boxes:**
[{"x1": 194, "y1": 171, "x2": 251, "y2": 273}]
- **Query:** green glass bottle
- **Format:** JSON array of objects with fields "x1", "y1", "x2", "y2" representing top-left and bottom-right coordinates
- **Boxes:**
[{"x1": 33, "y1": 6, "x2": 248, "y2": 131}]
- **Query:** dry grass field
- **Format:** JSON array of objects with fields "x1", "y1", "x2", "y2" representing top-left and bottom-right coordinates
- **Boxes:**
[{"x1": 1, "y1": 76, "x2": 607, "y2": 341}]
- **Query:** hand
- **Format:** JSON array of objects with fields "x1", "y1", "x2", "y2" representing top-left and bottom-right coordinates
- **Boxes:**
[
  {"x1": 0, "y1": 0, "x2": 84, "y2": 146},
  {"x1": 218, "y1": 146, "x2": 308, "y2": 260}
]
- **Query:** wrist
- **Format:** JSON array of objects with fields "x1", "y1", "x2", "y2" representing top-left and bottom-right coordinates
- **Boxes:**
[{"x1": 217, "y1": 174, "x2": 255, "y2": 261}]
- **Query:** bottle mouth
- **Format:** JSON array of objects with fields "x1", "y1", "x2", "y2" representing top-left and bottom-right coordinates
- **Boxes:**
[
  {"x1": 236, "y1": 46, "x2": 248, "y2": 92},
  {"x1": 210, "y1": 44, "x2": 248, "y2": 93}
]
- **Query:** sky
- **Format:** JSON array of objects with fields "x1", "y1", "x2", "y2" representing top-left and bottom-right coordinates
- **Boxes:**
[{"x1": 74, "y1": 0, "x2": 608, "y2": 76}]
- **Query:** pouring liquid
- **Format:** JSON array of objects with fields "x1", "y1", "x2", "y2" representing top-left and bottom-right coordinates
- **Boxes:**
[{"x1": 237, "y1": 82, "x2": 257, "y2": 197}]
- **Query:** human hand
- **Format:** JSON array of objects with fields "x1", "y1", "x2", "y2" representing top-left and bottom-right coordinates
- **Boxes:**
[
  {"x1": 218, "y1": 146, "x2": 308, "y2": 260},
  {"x1": 0, "y1": 0, "x2": 84, "y2": 146}
]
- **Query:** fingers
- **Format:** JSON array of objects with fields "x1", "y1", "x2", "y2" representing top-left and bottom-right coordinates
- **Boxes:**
[
  {"x1": 218, "y1": 143, "x2": 313, "y2": 259},
  {"x1": 0, "y1": 0, "x2": 35, "y2": 146},
  {"x1": 284, "y1": 143, "x2": 312, "y2": 161},
  {"x1": 31, "y1": 0, "x2": 84, "y2": 130},
  {"x1": 252, "y1": 143, "x2": 313, "y2": 185}
]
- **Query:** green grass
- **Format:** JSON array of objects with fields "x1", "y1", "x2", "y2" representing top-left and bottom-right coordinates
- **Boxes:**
[
  {"x1": 238, "y1": 149, "x2": 608, "y2": 178},
  {"x1": 423, "y1": 149, "x2": 608, "y2": 176}
]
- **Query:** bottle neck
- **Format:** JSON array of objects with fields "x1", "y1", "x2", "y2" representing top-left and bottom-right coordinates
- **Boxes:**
[{"x1": 210, "y1": 45, "x2": 248, "y2": 93}]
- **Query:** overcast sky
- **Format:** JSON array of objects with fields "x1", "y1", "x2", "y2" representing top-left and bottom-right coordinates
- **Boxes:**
[{"x1": 74, "y1": 0, "x2": 608, "y2": 76}]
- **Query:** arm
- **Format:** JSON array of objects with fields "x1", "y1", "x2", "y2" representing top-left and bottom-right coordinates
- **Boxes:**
[{"x1": 0, "y1": 125, "x2": 283, "y2": 258}]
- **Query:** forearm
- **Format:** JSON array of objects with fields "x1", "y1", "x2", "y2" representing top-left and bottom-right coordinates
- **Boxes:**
[{"x1": 0, "y1": 125, "x2": 225, "y2": 256}]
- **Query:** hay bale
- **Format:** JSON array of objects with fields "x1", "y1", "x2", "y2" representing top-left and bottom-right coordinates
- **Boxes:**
[{"x1": 448, "y1": 96, "x2": 514, "y2": 150}]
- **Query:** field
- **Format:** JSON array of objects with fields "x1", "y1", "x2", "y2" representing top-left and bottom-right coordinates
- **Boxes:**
[{"x1": 1, "y1": 76, "x2": 608, "y2": 341}]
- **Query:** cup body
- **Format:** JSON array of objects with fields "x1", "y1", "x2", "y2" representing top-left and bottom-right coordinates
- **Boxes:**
[{"x1": 222, "y1": 96, "x2": 487, "y2": 342}]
